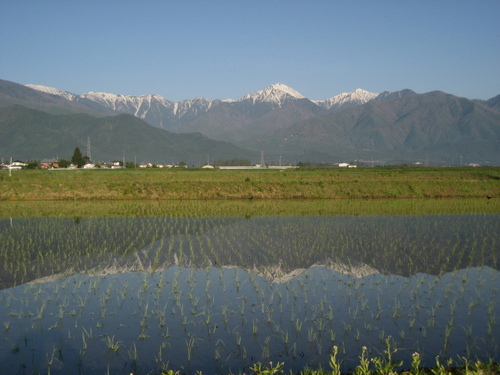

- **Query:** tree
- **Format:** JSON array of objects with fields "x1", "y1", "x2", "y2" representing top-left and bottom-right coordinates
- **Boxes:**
[
  {"x1": 71, "y1": 147, "x2": 86, "y2": 168},
  {"x1": 59, "y1": 159, "x2": 71, "y2": 168},
  {"x1": 23, "y1": 161, "x2": 40, "y2": 169}
]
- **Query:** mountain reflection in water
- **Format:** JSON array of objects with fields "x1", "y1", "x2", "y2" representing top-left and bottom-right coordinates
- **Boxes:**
[
  {"x1": 0, "y1": 265, "x2": 498, "y2": 374},
  {"x1": 1, "y1": 214, "x2": 498, "y2": 289},
  {"x1": 0, "y1": 212, "x2": 498, "y2": 374}
]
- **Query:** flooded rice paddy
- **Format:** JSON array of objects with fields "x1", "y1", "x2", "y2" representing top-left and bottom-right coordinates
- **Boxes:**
[{"x1": 0, "y1": 200, "x2": 499, "y2": 374}]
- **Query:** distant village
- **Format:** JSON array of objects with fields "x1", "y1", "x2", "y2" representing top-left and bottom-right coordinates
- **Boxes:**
[
  {"x1": 0, "y1": 158, "x2": 183, "y2": 170},
  {"x1": 0, "y1": 158, "x2": 364, "y2": 171},
  {"x1": 0, "y1": 146, "x2": 364, "y2": 170}
]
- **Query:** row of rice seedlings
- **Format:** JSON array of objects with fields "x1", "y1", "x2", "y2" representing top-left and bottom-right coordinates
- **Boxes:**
[
  {"x1": 0, "y1": 264, "x2": 498, "y2": 373},
  {"x1": 0, "y1": 209, "x2": 498, "y2": 372},
  {"x1": 1, "y1": 212, "x2": 498, "y2": 290}
]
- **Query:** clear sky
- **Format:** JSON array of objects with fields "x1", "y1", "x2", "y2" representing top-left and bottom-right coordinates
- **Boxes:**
[{"x1": 1, "y1": 0, "x2": 499, "y2": 101}]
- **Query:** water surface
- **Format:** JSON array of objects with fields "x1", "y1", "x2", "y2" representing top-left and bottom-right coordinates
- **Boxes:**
[{"x1": 0, "y1": 200, "x2": 498, "y2": 374}]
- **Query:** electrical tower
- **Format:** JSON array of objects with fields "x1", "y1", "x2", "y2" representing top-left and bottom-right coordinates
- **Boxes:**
[{"x1": 260, "y1": 151, "x2": 265, "y2": 168}]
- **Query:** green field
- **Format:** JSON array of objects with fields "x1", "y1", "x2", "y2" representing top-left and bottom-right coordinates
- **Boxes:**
[
  {"x1": 1, "y1": 166, "x2": 499, "y2": 374},
  {"x1": 1, "y1": 166, "x2": 499, "y2": 201}
]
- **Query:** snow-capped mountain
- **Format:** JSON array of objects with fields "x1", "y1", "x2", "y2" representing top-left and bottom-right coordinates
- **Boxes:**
[
  {"x1": 313, "y1": 88, "x2": 378, "y2": 111},
  {"x1": 5, "y1": 78, "x2": 500, "y2": 165},
  {"x1": 238, "y1": 83, "x2": 305, "y2": 107},
  {"x1": 24, "y1": 83, "x2": 381, "y2": 136},
  {"x1": 80, "y1": 91, "x2": 174, "y2": 116},
  {"x1": 173, "y1": 97, "x2": 217, "y2": 118},
  {"x1": 25, "y1": 85, "x2": 220, "y2": 123},
  {"x1": 25, "y1": 84, "x2": 77, "y2": 101},
  {"x1": 26, "y1": 82, "x2": 376, "y2": 125},
  {"x1": 24, "y1": 83, "x2": 314, "y2": 129}
]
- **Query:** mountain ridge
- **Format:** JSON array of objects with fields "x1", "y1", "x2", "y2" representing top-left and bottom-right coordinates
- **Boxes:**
[
  {"x1": 313, "y1": 88, "x2": 379, "y2": 110},
  {"x1": 243, "y1": 90, "x2": 500, "y2": 164},
  {"x1": 2, "y1": 78, "x2": 499, "y2": 165},
  {"x1": 19, "y1": 81, "x2": 387, "y2": 143},
  {"x1": 0, "y1": 104, "x2": 257, "y2": 164},
  {"x1": 23, "y1": 82, "x2": 381, "y2": 123}
]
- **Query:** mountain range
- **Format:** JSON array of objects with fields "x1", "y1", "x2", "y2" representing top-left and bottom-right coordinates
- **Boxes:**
[{"x1": 1, "y1": 78, "x2": 499, "y2": 165}]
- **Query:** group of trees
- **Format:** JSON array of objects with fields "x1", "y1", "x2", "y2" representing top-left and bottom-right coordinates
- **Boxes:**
[
  {"x1": 56, "y1": 147, "x2": 89, "y2": 168},
  {"x1": 45, "y1": 147, "x2": 89, "y2": 168},
  {"x1": 71, "y1": 147, "x2": 89, "y2": 168}
]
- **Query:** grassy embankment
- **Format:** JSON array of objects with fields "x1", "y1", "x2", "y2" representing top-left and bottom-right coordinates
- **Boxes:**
[{"x1": 0, "y1": 166, "x2": 498, "y2": 201}]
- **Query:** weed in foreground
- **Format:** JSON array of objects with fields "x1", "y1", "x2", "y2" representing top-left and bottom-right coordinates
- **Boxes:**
[{"x1": 156, "y1": 345, "x2": 500, "y2": 375}]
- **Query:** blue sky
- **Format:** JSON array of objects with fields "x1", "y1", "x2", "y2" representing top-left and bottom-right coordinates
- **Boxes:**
[{"x1": 1, "y1": 1, "x2": 499, "y2": 101}]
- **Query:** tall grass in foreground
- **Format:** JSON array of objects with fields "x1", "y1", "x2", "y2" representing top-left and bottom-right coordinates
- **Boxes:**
[{"x1": 155, "y1": 347, "x2": 500, "y2": 375}]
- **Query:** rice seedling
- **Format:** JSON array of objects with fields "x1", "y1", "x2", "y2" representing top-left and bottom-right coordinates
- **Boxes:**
[
  {"x1": 261, "y1": 336, "x2": 271, "y2": 360},
  {"x1": 138, "y1": 329, "x2": 150, "y2": 341},
  {"x1": 185, "y1": 334, "x2": 198, "y2": 365},
  {"x1": 0, "y1": 198, "x2": 498, "y2": 375},
  {"x1": 103, "y1": 335, "x2": 122, "y2": 352}
]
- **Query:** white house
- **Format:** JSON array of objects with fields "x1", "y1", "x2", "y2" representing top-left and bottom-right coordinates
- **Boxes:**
[{"x1": 9, "y1": 161, "x2": 26, "y2": 170}]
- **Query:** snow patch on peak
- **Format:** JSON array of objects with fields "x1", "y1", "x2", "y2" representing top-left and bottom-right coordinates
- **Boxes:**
[
  {"x1": 267, "y1": 83, "x2": 305, "y2": 98},
  {"x1": 313, "y1": 89, "x2": 378, "y2": 111},
  {"x1": 239, "y1": 83, "x2": 305, "y2": 107},
  {"x1": 173, "y1": 96, "x2": 213, "y2": 117},
  {"x1": 25, "y1": 84, "x2": 76, "y2": 100}
]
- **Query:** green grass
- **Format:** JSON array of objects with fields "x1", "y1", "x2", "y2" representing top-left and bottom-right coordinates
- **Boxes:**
[
  {"x1": 0, "y1": 197, "x2": 498, "y2": 218},
  {"x1": 0, "y1": 166, "x2": 499, "y2": 201}
]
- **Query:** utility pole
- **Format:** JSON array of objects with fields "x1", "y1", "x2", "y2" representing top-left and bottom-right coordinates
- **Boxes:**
[{"x1": 87, "y1": 137, "x2": 92, "y2": 162}]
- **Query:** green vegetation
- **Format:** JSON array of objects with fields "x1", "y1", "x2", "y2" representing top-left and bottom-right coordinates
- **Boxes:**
[
  {"x1": 0, "y1": 166, "x2": 499, "y2": 201},
  {"x1": 0, "y1": 165, "x2": 498, "y2": 375},
  {"x1": 214, "y1": 347, "x2": 500, "y2": 375},
  {"x1": 1, "y1": 197, "x2": 498, "y2": 218},
  {"x1": 71, "y1": 146, "x2": 88, "y2": 168},
  {"x1": 158, "y1": 353, "x2": 500, "y2": 375}
]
